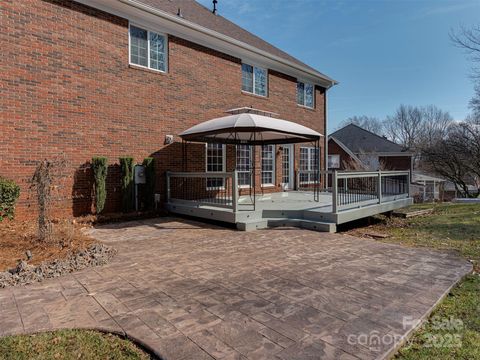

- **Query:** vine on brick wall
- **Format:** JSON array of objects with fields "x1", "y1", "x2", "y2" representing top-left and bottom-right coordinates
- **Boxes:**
[{"x1": 29, "y1": 155, "x2": 68, "y2": 242}]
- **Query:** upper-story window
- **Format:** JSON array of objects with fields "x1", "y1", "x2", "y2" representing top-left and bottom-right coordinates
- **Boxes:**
[
  {"x1": 242, "y1": 63, "x2": 267, "y2": 96},
  {"x1": 129, "y1": 25, "x2": 167, "y2": 72},
  {"x1": 297, "y1": 81, "x2": 314, "y2": 108}
]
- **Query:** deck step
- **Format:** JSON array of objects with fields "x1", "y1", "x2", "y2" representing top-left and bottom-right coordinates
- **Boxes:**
[
  {"x1": 267, "y1": 219, "x2": 336, "y2": 233},
  {"x1": 236, "y1": 219, "x2": 268, "y2": 231},
  {"x1": 236, "y1": 218, "x2": 336, "y2": 233}
]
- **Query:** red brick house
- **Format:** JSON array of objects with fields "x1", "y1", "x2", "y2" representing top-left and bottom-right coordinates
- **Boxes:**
[
  {"x1": 1, "y1": 0, "x2": 337, "y2": 219},
  {"x1": 328, "y1": 124, "x2": 413, "y2": 172}
]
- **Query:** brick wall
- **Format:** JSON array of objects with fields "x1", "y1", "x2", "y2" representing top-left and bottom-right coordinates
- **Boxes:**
[{"x1": 1, "y1": 0, "x2": 327, "y2": 219}]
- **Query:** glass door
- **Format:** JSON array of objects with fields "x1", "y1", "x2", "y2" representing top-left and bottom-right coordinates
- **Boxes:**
[{"x1": 282, "y1": 145, "x2": 294, "y2": 190}]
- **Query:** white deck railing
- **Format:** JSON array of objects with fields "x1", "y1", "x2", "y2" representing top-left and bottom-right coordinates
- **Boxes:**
[
  {"x1": 332, "y1": 170, "x2": 410, "y2": 212},
  {"x1": 166, "y1": 171, "x2": 238, "y2": 211},
  {"x1": 166, "y1": 170, "x2": 411, "y2": 214}
]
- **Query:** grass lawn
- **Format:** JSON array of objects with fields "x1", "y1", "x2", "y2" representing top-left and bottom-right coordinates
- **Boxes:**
[
  {"x1": 0, "y1": 329, "x2": 152, "y2": 360},
  {"x1": 343, "y1": 202, "x2": 480, "y2": 359}
]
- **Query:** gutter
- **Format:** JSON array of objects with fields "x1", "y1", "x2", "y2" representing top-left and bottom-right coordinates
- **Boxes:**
[{"x1": 119, "y1": 0, "x2": 338, "y2": 89}]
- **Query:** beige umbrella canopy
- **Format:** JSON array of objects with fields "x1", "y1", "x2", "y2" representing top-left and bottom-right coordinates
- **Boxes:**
[{"x1": 179, "y1": 112, "x2": 323, "y2": 145}]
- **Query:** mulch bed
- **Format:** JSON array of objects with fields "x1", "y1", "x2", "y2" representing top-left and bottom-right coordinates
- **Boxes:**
[{"x1": 0, "y1": 219, "x2": 95, "y2": 272}]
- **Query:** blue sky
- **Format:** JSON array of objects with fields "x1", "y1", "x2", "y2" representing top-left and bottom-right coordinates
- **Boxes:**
[{"x1": 197, "y1": 0, "x2": 480, "y2": 130}]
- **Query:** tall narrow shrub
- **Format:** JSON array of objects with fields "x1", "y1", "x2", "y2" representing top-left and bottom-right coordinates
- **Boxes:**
[
  {"x1": 91, "y1": 157, "x2": 108, "y2": 214},
  {"x1": 142, "y1": 157, "x2": 155, "y2": 210},
  {"x1": 120, "y1": 157, "x2": 134, "y2": 212},
  {"x1": 0, "y1": 176, "x2": 20, "y2": 221}
]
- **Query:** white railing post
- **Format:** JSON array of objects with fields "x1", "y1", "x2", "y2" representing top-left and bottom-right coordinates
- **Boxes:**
[
  {"x1": 232, "y1": 170, "x2": 238, "y2": 212},
  {"x1": 407, "y1": 171, "x2": 411, "y2": 197},
  {"x1": 332, "y1": 170, "x2": 338, "y2": 213},
  {"x1": 377, "y1": 171, "x2": 382, "y2": 204},
  {"x1": 166, "y1": 171, "x2": 171, "y2": 203}
]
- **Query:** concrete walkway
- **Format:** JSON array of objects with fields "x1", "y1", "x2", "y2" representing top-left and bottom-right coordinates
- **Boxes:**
[{"x1": 0, "y1": 218, "x2": 472, "y2": 360}]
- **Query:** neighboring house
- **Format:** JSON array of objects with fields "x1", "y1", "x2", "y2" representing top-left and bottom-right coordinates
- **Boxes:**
[
  {"x1": 328, "y1": 124, "x2": 413, "y2": 172},
  {"x1": 411, "y1": 172, "x2": 446, "y2": 202},
  {"x1": 443, "y1": 182, "x2": 479, "y2": 201},
  {"x1": 1, "y1": 0, "x2": 337, "y2": 219}
]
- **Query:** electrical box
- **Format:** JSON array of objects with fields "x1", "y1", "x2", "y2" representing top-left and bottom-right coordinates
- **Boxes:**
[{"x1": 134, "y1": 165, "x2": 146, "y2": 184}]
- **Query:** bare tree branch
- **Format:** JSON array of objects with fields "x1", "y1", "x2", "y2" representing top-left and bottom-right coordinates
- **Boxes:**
[{"x1": 338, "y1": 115, "x2": 384, "y2": 135}]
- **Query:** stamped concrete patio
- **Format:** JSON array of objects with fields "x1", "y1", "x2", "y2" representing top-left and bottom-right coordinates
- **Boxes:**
[{"x1": 0, "y1": 218, "x2": 472, "y2": 360}]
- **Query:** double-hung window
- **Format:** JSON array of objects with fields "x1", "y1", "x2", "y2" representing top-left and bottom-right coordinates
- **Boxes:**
[
  {"x1": 242, "y1": 63, "x2": 267, "y2": 96},
  {"x1": 261, "y1": 145, "x2": 275, "y2": 186},
  {"x1": 296, "y1": 81, "x2": 314, "y2": 108},
  {"x1": 206, "y1": 143, "x2": 225, "y2": 189},
  {"x1": 300, "y1": 147, "x2": 319, "y2": 183},
  {"x1": 129, "y1": 25, "x2": 167, "y2": 72},
  {"x1": 236, "y1": 145, "x2": 252, "y2": 187}
]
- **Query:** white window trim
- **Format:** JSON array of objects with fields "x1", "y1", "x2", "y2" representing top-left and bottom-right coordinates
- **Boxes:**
[
  {"x1": 242, "y1": 63, "x2": 268, "y2": 97},
  {"x1": 297, "y1": 80, "x2": 315, "y2": 109},
  {"x1": 236, "y1": 145, "x2": 253, "y2": 189},
  {"x1": 129, "y1": 23, "x2": 168, "y2": 73},
  {"x1": 205, "y1": 143, "x2": 226, "y2": 190},
  {"x1": 261, "y1": 145, "x2": 276, "y2": 186},
  {"x1": 300, "y1": 147, "x2": 319, "y2": 184}
]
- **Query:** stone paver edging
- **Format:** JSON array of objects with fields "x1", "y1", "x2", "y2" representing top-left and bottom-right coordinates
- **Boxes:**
[{"x1": 0, "y1": 218, "x2": 472, "y2": 360}]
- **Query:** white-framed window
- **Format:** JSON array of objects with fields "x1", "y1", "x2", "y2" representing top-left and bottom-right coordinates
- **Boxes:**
[
  {"x1": 300, "y1": 147, "x2": 319, "y2": 183},
  {"x1": 297, "y1": 81, "x2": 314, "y2": 108},
  {"x1": 236, "y1": 145, "x2": 252, "y2": 187},
  {"x1": 328, "y1": 154, "x2": 340, "y2": 169},
  {"x1": 129, "y1": 24, "x2": 167, "y2": 72},
  {"x1": 206, "y1": 143, "x2": 226, "y2": 189},
  {"x1": 261, "y1": 145, "x2": 275, "y2": 185},
  {"x1": 242, "y1": 63, "x2": 267, "y2": 96}
]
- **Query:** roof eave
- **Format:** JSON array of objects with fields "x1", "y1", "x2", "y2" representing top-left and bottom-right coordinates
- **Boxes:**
[{"x1": 118, "y1": 0, "x2": 338, "y2": 88}]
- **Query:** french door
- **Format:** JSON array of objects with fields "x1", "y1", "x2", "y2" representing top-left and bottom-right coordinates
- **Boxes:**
[{"x1": 281, "y1": 145, "x2": 294, "y2": 190}]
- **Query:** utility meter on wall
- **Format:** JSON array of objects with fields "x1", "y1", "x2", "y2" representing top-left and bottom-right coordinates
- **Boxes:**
[{"x1": 134, "y1": 165, "x2": 146, "y2": 184}]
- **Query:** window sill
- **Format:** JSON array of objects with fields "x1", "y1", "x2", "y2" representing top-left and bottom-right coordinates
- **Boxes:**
[
  {"x1": 297, "y1": 104, "x2": 316, "y2": 111},
  {"x1": 261, "y1": 184, "x2": 276, "y2": 188},
  {"x1": 128, "y1": 63, "x2": 167, "y2": 75},
  {"x1": 241, "y1": 90, "x2": 268, "y2": 100},
  {"x1": 238, "y1": 185, "x2": 252, "y2": 189}
]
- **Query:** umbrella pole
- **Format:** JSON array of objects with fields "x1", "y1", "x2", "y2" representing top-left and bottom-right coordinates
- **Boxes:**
[{"x1": 253, "y1": 133, "x2": 256, "y2": 211}]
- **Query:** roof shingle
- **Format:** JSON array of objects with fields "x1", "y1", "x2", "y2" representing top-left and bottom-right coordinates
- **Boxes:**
[
  {"x1": 135, "y1": 0, "x2": 333, "y2": 82},
  {"x1": 329, "y1": 124, "x2": 408, "y2": 154}
]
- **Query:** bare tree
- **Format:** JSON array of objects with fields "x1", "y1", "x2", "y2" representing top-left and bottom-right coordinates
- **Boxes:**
[
  {"x1": 451, "y1": 25, "x2": 480, "y2": 117},
  {"x1": 419, "y1": 105, "x2": 453, "y2": 146},
  {"x1": 383, "y1": 104, "x2": 423, "y2": 150},
  {"x1": 422, "y1": 121, "x2": 480, "y2": 198},
  {"x1": 338, "y1": 115, "x2": 384, "y2": 135},
  {"x1": 451, "y1": 24, "x2": 480, "y2": 79},
  {"x1": 470, "y1": 84, "x2": 480, "y2": 117}
]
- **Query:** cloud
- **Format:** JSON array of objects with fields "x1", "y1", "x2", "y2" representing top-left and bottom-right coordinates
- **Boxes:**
[{"x1": 412, "y1": 0, "x2": 479, "y2": 20}]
